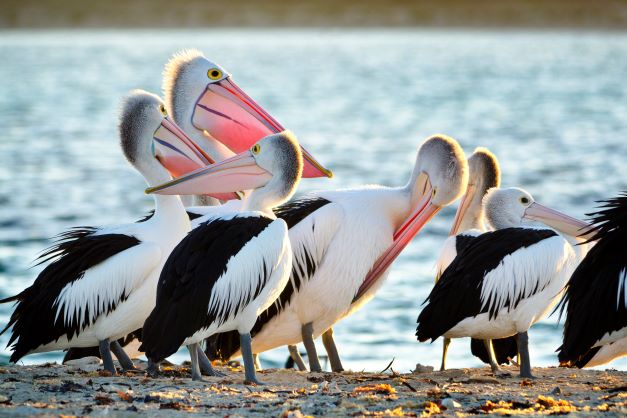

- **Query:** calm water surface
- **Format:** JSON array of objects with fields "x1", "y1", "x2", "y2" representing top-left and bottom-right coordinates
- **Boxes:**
[{"x1": 0, "y1": 29, "x2": 625, "y2": 371}]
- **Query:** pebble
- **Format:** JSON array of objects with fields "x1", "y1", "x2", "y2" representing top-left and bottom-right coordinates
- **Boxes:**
[
  {"x1": 441, "y1": 398, "x2": 461, "y2": 409},
  {"x1": 413, "y1": 363, "x2": 434, "y2": 374},
  {"x1": 64, "y1": 356, "x2": 102, "y2": 372}
]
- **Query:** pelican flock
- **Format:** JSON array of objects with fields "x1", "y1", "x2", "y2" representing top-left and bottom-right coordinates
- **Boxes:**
[{"x1": 1, "y1": 48, "x2": 625, "y2": 385}]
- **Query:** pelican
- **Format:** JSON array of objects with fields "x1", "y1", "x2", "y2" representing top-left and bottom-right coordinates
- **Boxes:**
[
  {"x1": 140, "y1": 132, "x2": 303, "y2": 384},
  {"x1": 416, "y1": 187, "x2": 591, "y2": 378},
  {"x1": 0, "y1": 91, "x2": 214, "y2": 374},
  {"x1": 557, "y1": 193, "x2": 626, "y2": 368},
  {"x1": 206, "y1": 134, "x2": 468, "y2": 372},
  {"x1": 162, "y1": 49, "x2": 332, "y2": 179},
  {"x1": 435, "y1": 148, "x2": 517, "y2": 373}
]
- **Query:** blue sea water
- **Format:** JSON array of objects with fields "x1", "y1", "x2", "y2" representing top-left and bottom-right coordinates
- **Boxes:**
[{"x1": 0, "y1": 29, "x2": 625, "y2": 372}]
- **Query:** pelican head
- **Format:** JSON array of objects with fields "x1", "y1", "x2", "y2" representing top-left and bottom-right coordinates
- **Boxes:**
[
  {"x1": 356, "y1": 135, "x2": 468, "y2": 299},
  {"x1": 146, "y1": 131, "x2": 303, "y2": 212},
  {"x1": 449, "y1": 147, "x2": 501, "y2": 235},
  {"x1": 484, "y1": 187, "x2": 589, "y2": 237},
  {"x1": 162, "y1": 49, "x2": 331, "y2": 178},
  {"x1": 119, "y1": 89, "x2": 220, "y2": 187}
]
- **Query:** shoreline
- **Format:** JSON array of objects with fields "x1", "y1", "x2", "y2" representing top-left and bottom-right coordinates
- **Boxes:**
[{"x1": 0, "y1": 361, "x2": 624, "y2": 416}]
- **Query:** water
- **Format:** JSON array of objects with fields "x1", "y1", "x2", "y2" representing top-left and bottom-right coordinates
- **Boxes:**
[{"x1": 0, "y1": 29, "x2": 625, "y2": 372}]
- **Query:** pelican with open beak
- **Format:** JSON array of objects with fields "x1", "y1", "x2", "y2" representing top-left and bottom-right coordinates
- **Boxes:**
[{"x1": 162, "y1": 49, "x2": 332, "y2": 179}]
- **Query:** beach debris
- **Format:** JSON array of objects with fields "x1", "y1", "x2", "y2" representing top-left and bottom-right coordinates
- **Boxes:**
[
  {"x1": 379, "y1": 358, "x2": 395, "y2": 373},
  {"x1": 353, "y1": 383, "x2": 397, "y2": 396},
  {"x1": 94, "y1": 393, "x2": 114, "y2": 405},
  {"x1": 552, "y1": 386, "x2": 562, "y2": 395},
  {"x1": 37, "y1": 380, "x2": 85, "y2": 393},
  {"x1": 117, "y1": 390, "x2": 135, "y2": 402},
  {"x1": 160, "y1": 401, "x2": 195, "y2": 411},
  {"x1": 412, "y1": 363, "x2": 434, "y2": 374},
  {"x1": 421, "y1": 401, "x2": 441, "y2": 416},
  {"x1": 440, "y1": 397, "x2": 461, "y2": 410},
  {"x1": 398, "y1": 378, "x2": 418, "y2": 392},
  {"x1": 466, "y1": 375, "x2": 500, "y2": 384}
]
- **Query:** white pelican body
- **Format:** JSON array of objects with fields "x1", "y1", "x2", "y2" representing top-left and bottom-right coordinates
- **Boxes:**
[
  {"x1": 253, "y1": 186, "x2": 407, "y2": 350},
  {"x1": 207, "y1": 135, "x2": 469, "y2": 372}
]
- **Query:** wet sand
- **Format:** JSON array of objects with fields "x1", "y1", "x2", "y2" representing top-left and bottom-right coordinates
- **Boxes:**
[{"x1": 0, "y1": 360, "x2": 624, "y2": 416}]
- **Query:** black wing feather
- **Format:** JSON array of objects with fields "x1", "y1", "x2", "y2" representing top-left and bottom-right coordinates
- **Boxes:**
[
  {"x1": 0, "y1": 228, "x2": 141, "y2": 362},
  {"x1": 416, "y1": 228, "x2": 557, "y2": 342},
  {"x1": 557, "y1": 193, "x2": 627, "y2": 367},
  {"x1": 141, "y1": 215, "x2": 273, "y2": 362},
  {"x1": 206, "y1": 196, "x2": 331, "y2": 361}
]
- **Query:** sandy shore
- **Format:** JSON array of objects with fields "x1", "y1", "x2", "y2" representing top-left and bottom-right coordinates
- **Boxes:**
[{"x1": 0, "y1": 360, "x2": 625, "y2": 416}]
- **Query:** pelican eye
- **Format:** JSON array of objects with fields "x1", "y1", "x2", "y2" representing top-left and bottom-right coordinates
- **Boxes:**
[
  {"x1": 520, "y1": 196, "x2": 530, "y2": 205},
  {"x1": 208, "y1": 68, "x2": 223, "y2": 80},
  {"x1": 159, "y1": 104, "x2": 167, "y2": 116},
  {"x1": 251, "y1": 144, "x2": 261, "y2": 155},
  {"x1": 432, "y1": 189, "x2": 437, "y2": 197}
]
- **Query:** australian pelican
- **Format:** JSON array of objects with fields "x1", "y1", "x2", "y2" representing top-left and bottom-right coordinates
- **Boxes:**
[
  {"x1": 417, "y1": 187, "x2": 590, "y2": 378},
  {"x1": 0, "y1": 91, "x2": 213, "y2": 374},
  {"x1": 435, "y1": 148, "x2": 517, "y2": 372},
  {"x1": 140, "y1": 132, "x2": 303, "y2": 384}
]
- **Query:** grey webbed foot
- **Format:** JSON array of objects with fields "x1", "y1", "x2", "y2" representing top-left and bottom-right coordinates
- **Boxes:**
[
  {"x1": 515, "y1": 331, "x2": 534, "y2": 379},
  {"x1": 240, "y1": 332, "x2": 265, "y2": 385},
  {"x1": 288, "y1": 345, "x2": 308, "y2": 371},
  {"x1": 187, "y1": 343, "x2": 204, "y2": 381},
  {"x1": 321, "y1": 328, "x2": 344, "y2": 372},
  {"x1": 197, "y1": 346, "x2": 226, "y2": 377},
  {"x1": 110, "y1": 340, "x2": 136, "y2": 371},
  {"x1": 301, "y1": 322, "x2": 322, "y2": 372},
  {"x1": 99, "y1": 339, "x2": 117, "y2": 375},
  {"x1": 146, "y1": 359, "x2": 160, "y2": 378}
]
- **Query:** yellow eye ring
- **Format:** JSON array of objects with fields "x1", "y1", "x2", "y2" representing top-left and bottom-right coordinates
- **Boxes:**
[
  {"x1": 159, "y1": 104, "x2": 167, "y2": 116},
  {"x1": 208, "y1": 68, "x2": 223, "y2": 80},
  {"x1": 520, "y1": 196, "x2": 530, "y2": 205},
  {"x1": 251, "y1": 144, "x2": 261, "y2": 154}
]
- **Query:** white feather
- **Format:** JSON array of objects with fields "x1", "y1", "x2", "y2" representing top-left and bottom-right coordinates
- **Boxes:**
[{"x1": 53, "y1": 242, "x2": 161, "y2": 329}]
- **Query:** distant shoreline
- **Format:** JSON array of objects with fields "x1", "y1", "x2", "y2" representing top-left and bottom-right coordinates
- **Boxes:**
[{"x1": 2, "y1": 0, "x2": 627, "y2": 30}]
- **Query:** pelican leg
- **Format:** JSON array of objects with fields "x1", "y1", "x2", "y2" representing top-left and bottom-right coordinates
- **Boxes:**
[
  {"x1": 187, "y1": 343, "x2": 203, "y2": 381},
  {"x1": 301, "y1": 322, "x2": 322, "y2": 372},
  {"x1": 240, "y1": 333, "x2": 264, "y2": 385},
  {"x1": 440, "y1": 337, "x2": 451, "y2": 371},
  {"x1": 197, "y1": 345, "x2": 226, "y2": 377},
  {"x1": 146, "y1": 359, "x2": 160, "y2": 377},
  {"x1": 288, "y1": 345, "x2": 308, "y2": 371},
  {"x1": 483, "y1": 339, "x2": 500, "y2": 373},
  {"x1": 98, "y1": 339, "x2": 116, "y2": 375},
  {"x1": 516, "y1": 331, "x2": 534, "y2": 379},
  {"x1": 110, "y1": 340, "x2": 135, "y2": 371},
  {"x1": 321, "y1": 328, "x2": 344, "y2": 372},
  {"x1": 253, "y1": 353, "x2": 262, "y2": 371}
]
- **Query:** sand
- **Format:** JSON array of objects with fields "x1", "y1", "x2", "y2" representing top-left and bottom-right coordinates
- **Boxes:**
[{"x1": 0, "y1": 359, "x2": 625, "y2": 417}]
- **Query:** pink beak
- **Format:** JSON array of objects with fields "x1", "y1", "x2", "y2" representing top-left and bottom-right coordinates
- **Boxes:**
[
  {"x1": 524, "y1": 202, "x2": 592, "y2": 239},
  {"x1": 145, "y1": 149, "x2": 272, "y2": 198},
  {"x1": 352, "y1": 176, "x2": 440, "y2": 303},
  {"x1": 153, "y1": 117, "x2": 238, "y2": 201},
  {"x1": 448, "y1": 183, "x2": 476, "y2": 236},
  {"x1": 192, "y1": 77, "x2": 332, "y2": 179}
]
